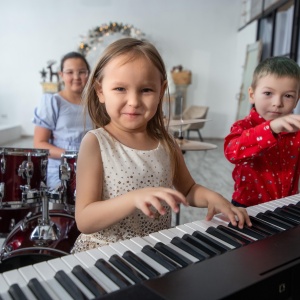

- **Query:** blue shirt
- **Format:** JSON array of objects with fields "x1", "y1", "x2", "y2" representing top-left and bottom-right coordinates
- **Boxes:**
[{"x1": 32, "y1": 93, "x2": 93, "y2": 189}]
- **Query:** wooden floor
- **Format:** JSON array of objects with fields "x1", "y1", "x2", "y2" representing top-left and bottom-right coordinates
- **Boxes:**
[{"x1": 1, "y1": 136, "x2": 234, "y2": 225}]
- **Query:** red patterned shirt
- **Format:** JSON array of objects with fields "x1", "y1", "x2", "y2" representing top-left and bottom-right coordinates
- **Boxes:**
[{"x1": 224, "y1": 108, "x2": 300, "y2": 207}]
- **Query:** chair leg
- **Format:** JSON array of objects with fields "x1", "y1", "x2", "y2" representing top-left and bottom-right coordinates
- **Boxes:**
[{"x1": 198, "y1": 130, "x2": 203, "y2": 141}]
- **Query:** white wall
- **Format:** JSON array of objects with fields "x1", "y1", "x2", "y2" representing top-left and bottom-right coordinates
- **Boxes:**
[{"x1": 0, "y1": 0, "x2": 257, "y2": 138}]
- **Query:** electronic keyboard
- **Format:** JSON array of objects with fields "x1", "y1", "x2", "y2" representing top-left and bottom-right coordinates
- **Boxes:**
[{"x1": 1, "y1": 194, "x2": 300, "y2": 299}]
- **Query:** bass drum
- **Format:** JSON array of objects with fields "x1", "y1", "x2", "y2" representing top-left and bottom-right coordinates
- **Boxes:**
[{"x1": 0, "y1": 210, "x2": 79, "y2": 273}]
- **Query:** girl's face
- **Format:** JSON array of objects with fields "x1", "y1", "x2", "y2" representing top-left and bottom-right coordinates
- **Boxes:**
[
  {"x1": 60, "y1": 58, "x2": 89, "y2": 94},
  {"x1": 249, "y1": 75, "x2": 299, "y2": 121},
  {"x1": 96, "y1": 54, "x2": 165, "y2": 132}
]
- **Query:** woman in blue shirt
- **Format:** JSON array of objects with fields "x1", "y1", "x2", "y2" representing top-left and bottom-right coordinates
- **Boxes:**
[{"x1": 33, "y1": 52, "x2": 93, "y2": 189}]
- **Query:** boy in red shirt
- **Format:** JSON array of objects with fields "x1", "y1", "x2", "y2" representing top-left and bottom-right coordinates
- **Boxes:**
[{"x1": 225, "y1": 56, "x2": 300, "y2": 207}]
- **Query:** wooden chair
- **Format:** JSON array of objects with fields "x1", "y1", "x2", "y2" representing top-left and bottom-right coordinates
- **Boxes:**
[{"x1": 181, "y1": 105, "x2": 209, "y2": 141}]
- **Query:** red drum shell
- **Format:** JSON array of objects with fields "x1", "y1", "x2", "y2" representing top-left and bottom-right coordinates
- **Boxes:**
[
  {"x1": 0, "y1": 206, "x2": 40, "y2": 236},
  {"x1": 0, "y1": 210, "x2": 80, "y2": 272},
  {"x1": 0, "y1": 148, "x2": 48, "y2": 204}
]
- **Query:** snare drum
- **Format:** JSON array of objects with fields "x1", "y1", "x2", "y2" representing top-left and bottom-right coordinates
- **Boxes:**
[
  {"x1": 0, "y1": 148, "x2": 48, "y2": 234},
  {"x1": 0, "y1": 210, "x2": 80, "y2": 273}
]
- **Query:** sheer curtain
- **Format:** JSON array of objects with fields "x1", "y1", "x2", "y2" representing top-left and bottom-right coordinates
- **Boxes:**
[{"x1": 273, "y1": 3, "x2": 294, "y2": 56}]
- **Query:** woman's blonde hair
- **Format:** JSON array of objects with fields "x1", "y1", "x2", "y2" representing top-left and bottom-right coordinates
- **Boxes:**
[{"x1": 82, "y1": 37, "x2": 178, "y2": 178}]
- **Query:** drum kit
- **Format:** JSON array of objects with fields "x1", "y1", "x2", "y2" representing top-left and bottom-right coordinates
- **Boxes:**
[{"x1": 0, "y1": 148, "x2": 79, "y2": 272}]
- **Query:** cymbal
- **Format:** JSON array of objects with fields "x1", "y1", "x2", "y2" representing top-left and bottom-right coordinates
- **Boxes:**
[
  {"x1": 175, "y1": 138, "x2": 217, "y2": 151},
  {"x1": 168, "y1": 119, "x2": 210, "y2": 126}
]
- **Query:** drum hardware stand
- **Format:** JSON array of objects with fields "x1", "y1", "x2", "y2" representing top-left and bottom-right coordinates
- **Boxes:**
[
  {"x1": 0, "y1": 154, "x2": 6, "y2": 202},
  {"x1": 1, "y1": 155, "x2": 6, "y2": 174},
  {"x1": 0, "y1": 182, "x2": 4, "y2": 205},
  {"x1": 59, "y1": 155, "x2": 71, "y2": 203},
  {"x1": 176, "y1": 97, "x2": 186, "y2": 153},
  {"x1": 30, "y1": 184, "x2": 59, "y2": 246},
  {"x1": 59, "y1": 155, "x2": 74, "y2": 211},
  {"x1": 59, "y1": 155, "x2": 71, "y2": 182},
  {"x1": 18, "y1": 153, "x2": 38, "y2": 204}
]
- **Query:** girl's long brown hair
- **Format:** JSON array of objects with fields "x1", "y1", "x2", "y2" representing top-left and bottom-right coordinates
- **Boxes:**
[{"x1": 82, "y1": 37, "x2": 179, "y2": 179}]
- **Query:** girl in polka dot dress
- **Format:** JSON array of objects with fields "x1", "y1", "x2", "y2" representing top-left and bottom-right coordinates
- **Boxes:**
[
  {"x1": 225, "y1": 56, "x2": 300, "y2": 207},
  {"x1": 71, "y1": 38, "x2": 251, "y2": 253}
]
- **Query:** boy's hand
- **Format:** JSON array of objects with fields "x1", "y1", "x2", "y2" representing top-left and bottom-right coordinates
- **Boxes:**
[{"x1": 270, "y1": 114, "x2": 300, "y2": 134}]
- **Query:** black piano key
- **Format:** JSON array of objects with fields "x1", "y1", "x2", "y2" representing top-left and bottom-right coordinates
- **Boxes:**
[
  {"x1": 245, "y1": 223, "x2": 273, "y2": 237},
  {"x1": 256, "y1": 212, "x2": 293, "y2": 230},
  {"x1": 109, "y1": 254, "x2": 147, "y2": 284},
  {"x1": 72, "y1": 265, "x2": 107, "y2": 297},
  {"x1": 170, "y1": 236, "x2": 208, "y2": 261},
  {"x1": 192, "y1": 230, "x2": 230, "y2": 253},
  {"x1": 272, "y1": 209, "x2": 300, "y2": 224},
  {"x1": 228, "y1": 222, "x2": 267, "y2": 240},
  {"x1": 281, "y1": 206, "x2": 300, "y2": 219},
  {"x1": 217, "y1": 225, "x2": 254, "y2": 244},
  {"x1": 287, "y1": 204, "x2": 300, "y2": 213},
  {"x1": 27, "y1": 278, "x2": 52, "y2": 300},
  {"x1": 122, "y1": 250, "x2": 160, "y2": 279},
  {"x1": 141, "y1": 245, "x2": 180, "y2": 271},
  {"x1": 182, "y1": 234, "x2": 221, "y2": 256},
  {"x1": 54, "y1": 270, "x2": 88, "y2": 300},
  {"x1": 295, "y1": 201, "x2": 300, "y2": 207},
  {"x1": 8, "y1": 283, "x2": 29, "y2": 300},
  {"x1": 206, "y1": 227, "x2": 243, "y2": 248},
  {"x1": 95, "y1": 258, "x2": 131, "y2": 288},
  {"x1": 154, "y1": 242, "x2": 193, "y2": 267},
  {"x1": 249, "y1": 216, "x2": 283, "y2": 234},
  {"x1": 264, "y1": 210, "x2": 299, "y2": 226}
]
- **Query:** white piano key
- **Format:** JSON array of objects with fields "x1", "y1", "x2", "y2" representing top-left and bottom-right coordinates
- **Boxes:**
[
  {"x1": 159, "y1": 228, "x2": 184, "y2": 239},
  {"x1": 271, "y1": 199, "x2": 289, "y2": 206},
  {"x1": 2, "y1": 269, "x2": 37, "y2": 300},
  {"x1": 260, "y1": 202, "x2": 279, "y2": 210},
  {"x1": 131, "y1": 236, "x2": 155, "y2": 248},
  {"x1": 0, "y1": 274, "x2": 13, "y2": 300},
  {"x1": 98, "y1": 245, "x2": 120, "y2": 258},
  {"x1": 120, "y1": 239, "x2": 169, "y2": 274},
  {"x1": 210, "y1": 214, "x2": 230, "y2": 224},
  {"x1": 86, "y1": 247, "x2": 109, "y2": 259},
  {"x1": 34, "y1": 261, "x2": 73, "y2": 300},
  {"x1": 109, "y1": 241, "x2": 131, "y2": 255},
  {"x1": 278, "y1": 199, "x2": 295, "y2": 205},
  {"x1": 18, "y1": 265, "x2": 60, "y2": 300},
  {"x1": 247, "y1": 207, "x2": 264, "y2": 216},
  {"x1": 143, "y1": 234, "x2": 198, "y2": 263},
  {"x1": 74, "y1": 251, "x2": 119, "y2": 293},
  {"x1": 47, "y1": 257, "x2": 94, "y2": 299},
  {"x1": 287, "y1": 195, "x2": 300, "y2": 203}
]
